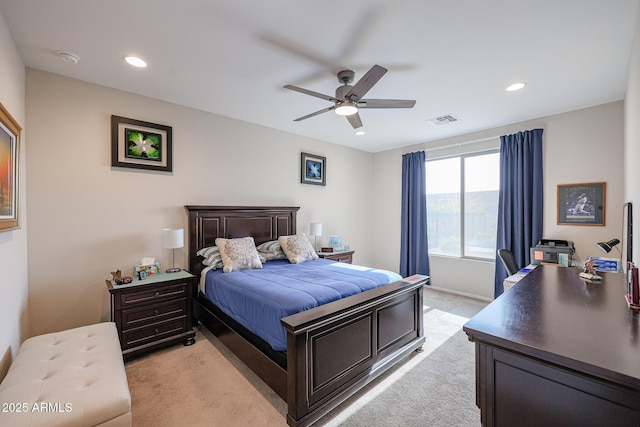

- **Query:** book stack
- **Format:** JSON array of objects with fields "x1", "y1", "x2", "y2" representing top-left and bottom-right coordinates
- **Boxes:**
[{"x1": 626, "y1": 262, "x2": 640, "y2": 310}]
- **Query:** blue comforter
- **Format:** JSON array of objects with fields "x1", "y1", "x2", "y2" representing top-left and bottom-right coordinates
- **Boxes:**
[{"x1": 204, "y1": 258, "x2": 402, "y2": 351}]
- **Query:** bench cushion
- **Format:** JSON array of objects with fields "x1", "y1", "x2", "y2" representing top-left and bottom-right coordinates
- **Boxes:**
[{"x1": 0, "y1": 322, "x2": 131, "y2": 426}]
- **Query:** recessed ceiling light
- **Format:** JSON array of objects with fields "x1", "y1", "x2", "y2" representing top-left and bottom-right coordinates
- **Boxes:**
[
  {"x1": 124, "y1": 56, "x2": 147, "y2": 68},
  {"x1": 506, "y1": 82, "x2": 526, "y2": 92},
  {"x1": 355, "y1": 131, "x2": 365, "y2": 136}
]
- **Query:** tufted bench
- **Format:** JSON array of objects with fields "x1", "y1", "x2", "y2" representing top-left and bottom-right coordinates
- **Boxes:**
[{"x1": 0, "y1": 322, "x2": 131, "y2": 427}]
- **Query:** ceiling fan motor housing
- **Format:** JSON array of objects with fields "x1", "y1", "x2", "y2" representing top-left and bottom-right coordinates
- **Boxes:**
[{"x1": 335, "y1": 84, "x2": 353, "y2": 99}]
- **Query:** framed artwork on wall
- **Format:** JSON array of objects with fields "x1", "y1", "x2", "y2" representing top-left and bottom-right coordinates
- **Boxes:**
[
  {"x1": 0, "y1": 102, "x2": 22, "y2": 232},
  {"x1": 301, "y1": 152, "x2": 326, "y2": 186},
  {"x1": 557, "y1": 182, "x2": 606, "y2": 226},
  {"x1": 111, "y1": 115, "x2": 173, "y2": 172}
]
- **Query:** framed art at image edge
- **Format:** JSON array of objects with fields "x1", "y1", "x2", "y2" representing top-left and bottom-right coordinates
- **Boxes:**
[
  {"x1": 301, "y1": 152, "x2": 326, "y2": 186},
  {"x1": 111, "y1": 115, "x2": 173, "y2": 172},
  {"x1": 0, "y1": 102, "x2": 21, "y2": 232},
  {"x1": 557, "y1": 182, "x2": 606, "y2": 226}
]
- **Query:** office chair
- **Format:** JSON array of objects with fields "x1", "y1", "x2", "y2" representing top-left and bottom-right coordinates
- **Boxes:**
[{"x1": 498, "y1": 248, "x2": 520, "y2": 276}]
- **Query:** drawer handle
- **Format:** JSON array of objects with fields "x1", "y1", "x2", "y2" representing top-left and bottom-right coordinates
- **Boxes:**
[
  {"x1": 154, "y1": 328, "x2": 159, "y2": 334},
  {"x1": 154, "y1": 291, "x2": 160, "y2": 297},
  {"x1": 154, "y1": 309, "x2": 159, "y2": 316}
]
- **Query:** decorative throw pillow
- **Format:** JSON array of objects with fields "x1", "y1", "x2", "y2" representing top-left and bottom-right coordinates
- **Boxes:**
[
  {"x1": 197, "y1": 246, "x2": 224, "y2": 269},
  {"x1": 256, "y1": 240, "x2": 288, "y2": 261},
  {"x1": 278, "y1": 234, "x2": 319, "y2": 264},
  {"x1": 215, "y1": 237, "x2": 263, "y2": 273}
]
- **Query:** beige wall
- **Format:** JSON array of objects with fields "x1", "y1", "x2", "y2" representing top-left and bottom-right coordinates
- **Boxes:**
[
  {"x1": 372, "y1": 102, "x2": 625, "y2": 300},
  {"x1": 0, "y1": 9, "x2": 28, "y2": 381},
  {"x1": 25, "y1": 69, "x2": 377, "y2": 336},
  {"x1": 625, "y1": 5, "x2": 640, "y2": 265}
]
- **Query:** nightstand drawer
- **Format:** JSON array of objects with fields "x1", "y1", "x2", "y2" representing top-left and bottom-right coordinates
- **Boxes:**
[
  {"x1": 119, "y1": 283, "x2": 188, "y2": 306},
  {"x1": 319, "y1": 250, "x2": 354, "y2": 264},
  {"x1": 121, "y1": 298, "x2": 187, "y2": 328},
  {"x1": 121, "y1": 318, "x2": 188, "y2": 348},
  {"x1": 330, "y1": 254, "x2": 352, "y2": 263}
]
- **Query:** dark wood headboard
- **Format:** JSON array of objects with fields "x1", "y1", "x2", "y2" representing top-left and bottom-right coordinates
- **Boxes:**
[{"x1": 184, "y1": 206, "x2": 299, "y2": 278}]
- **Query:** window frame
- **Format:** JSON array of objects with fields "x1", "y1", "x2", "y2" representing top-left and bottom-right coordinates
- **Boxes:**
[{"x1": 426, "y1": 148, "x2": 500, "y2": 261}]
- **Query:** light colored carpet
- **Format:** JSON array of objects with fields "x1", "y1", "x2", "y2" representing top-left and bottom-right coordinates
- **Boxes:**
[
  {"x1": 125, "y1": 287, "x2": 488, "y2": 426},
  {"x1": 125, "y1": 335, "x2": 284, "y2": 426}
]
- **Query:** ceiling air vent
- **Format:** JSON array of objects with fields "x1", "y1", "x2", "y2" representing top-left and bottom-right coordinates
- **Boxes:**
[{"x1": 427, "y1": 114, "x2": 459, "y2": 126}]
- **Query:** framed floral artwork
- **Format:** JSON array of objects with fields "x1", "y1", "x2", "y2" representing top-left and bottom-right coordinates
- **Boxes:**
[
  {"x1": 557, "y1": 182, "x2": 606, "y2": 226},
  {"x1": 111, "y1": 115, "x2": 172, "y2": 172},
  {"x1": 301, "y1": 152, "x2": 326, "y2": 186},
  {"x1": 0, "y1": 102, "x2": 21, "y2": 232}
]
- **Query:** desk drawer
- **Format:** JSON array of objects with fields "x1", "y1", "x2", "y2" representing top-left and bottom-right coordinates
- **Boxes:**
[
  {"x1": 121, "y1": 298, "x2": 187, "y2": 328},
  {"x1": 119, "y1": 283, "x2": 188, "y2": 306},
  {"x1": 121, "y1": 318, "x2": 187, "y2": 349}
]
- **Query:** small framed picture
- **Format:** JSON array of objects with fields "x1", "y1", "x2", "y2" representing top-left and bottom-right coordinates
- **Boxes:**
[
  {"x1": 138, "y1": 270, "x2": 146, "y2": 280},
  {"x1": 557, "y1": 182, "x2": 606, "y2": 226},
  {"x1": 111, "y1": 115, "x2": 172, "y2": 172},
  {"x1": 301, "y1": 152, "x2": 326, "y2": 186}
]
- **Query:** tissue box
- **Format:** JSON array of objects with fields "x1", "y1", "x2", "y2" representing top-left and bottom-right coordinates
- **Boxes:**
[
  {"x1": 134, "y1": 263, "x2": 161, "y2": 275},
  {"x1": 591, "y1": 257, "x2": 620, "y2": 272}
]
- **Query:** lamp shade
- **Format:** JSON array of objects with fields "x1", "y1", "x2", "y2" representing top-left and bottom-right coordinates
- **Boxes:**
[
  {"x1": 163, "y1": 228, "x2": 184, "y2": 249},
  {"x1": 310, "y1": 223, "x2": 323, "y2": 236},
  {"x1": 596, "y1": 238, "x2": 620, "y2": 254}
]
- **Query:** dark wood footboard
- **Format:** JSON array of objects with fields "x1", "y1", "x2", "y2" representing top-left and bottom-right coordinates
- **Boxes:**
[{"x1": 282, "y1": 274, "x2": 427, "y2": 427}]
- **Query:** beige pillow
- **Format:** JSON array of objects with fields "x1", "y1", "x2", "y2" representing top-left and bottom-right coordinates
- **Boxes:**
[
  {"x1": 278, "y1": 234, "x2": 319, "y2": 264},
  {"x1": 215, "y1": 237, "x2": 263, "y2": 273}
]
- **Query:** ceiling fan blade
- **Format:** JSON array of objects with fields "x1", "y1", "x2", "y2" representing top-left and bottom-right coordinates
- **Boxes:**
[
  {"x1": 284, "y1": 85, "x2": 339, "y2": 102},
  {"x1": 358, "y1": 99, "x2": 416, "y2": 108},
  {"x1": 344, "y1": 65, "x2": 387, "y2": 101},
  {"x1": 294, "y1": 106, "x2": 335, "y2": 122},
  {"x1": 346, "y1": 112, "x2": 363, "y2": 129}
]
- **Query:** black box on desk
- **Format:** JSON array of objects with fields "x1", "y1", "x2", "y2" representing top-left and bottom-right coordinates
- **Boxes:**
[{"x1": 530, "y1": 239, "x2": 575, "y2": 266}]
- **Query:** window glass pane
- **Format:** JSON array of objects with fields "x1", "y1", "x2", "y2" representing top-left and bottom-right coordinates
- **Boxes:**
[
  {"x1": 464, "y1": 153, "x2": 500, "y2": 258},
  {"x1": 426, "y1": 157, "x2": 461, "y2": 256}
]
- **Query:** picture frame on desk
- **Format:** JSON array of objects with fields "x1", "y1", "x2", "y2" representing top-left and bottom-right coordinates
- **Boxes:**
[{"x1": 557, "y1": 182, "x2": 605, "y2": 226}]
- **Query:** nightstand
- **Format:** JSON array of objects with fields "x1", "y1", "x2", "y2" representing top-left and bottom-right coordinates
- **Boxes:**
[
  {"x1": 317, "y1": 250, "x2": 354, "y2": 264},
  {"x1": 106, "y1": 270, "x2": 196, "y2": 360}
]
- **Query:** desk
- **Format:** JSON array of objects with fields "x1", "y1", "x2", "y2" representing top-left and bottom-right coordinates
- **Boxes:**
[{"x1": 464, "y1": 265, "x2": 640, "y2": 426}]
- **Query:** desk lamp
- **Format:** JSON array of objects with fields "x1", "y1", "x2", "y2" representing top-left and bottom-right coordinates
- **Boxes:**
[
  {"x1": 163, "y1": 228, "x2": 184, "y2": 273},
  {"x1": 596, "y1": 238, "x2": 621, "y2": 272}
]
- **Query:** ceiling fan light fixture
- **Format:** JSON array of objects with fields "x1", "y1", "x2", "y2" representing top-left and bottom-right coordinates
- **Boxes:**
[{"x1": 334, "y1": 101, "x2": 358, "y2": 116}]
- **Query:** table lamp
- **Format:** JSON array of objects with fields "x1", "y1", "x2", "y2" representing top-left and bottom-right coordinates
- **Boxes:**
[
  {"x1": 163, "y1": 228, "x2": 184, "y2": 273},
  {"x1": 309, "y1": 223, "x2": 322, "y2": 251}
]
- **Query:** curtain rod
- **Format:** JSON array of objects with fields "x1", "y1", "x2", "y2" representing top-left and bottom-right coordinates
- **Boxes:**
[{"x1": 422, "y1": 135, "x2": 501, "y2": 152}]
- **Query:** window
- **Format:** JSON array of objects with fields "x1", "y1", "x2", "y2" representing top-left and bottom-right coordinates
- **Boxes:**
[{"x1": 426, "y1": 151, "x2": 500, "y2": 259}]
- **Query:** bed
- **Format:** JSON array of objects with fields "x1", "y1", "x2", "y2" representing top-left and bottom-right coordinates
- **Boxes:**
[{"x1": 185, "y1": 205, "x2": 428, "y2": 427}]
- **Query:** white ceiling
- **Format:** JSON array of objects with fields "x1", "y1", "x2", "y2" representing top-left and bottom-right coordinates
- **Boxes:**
[{"x1": 0, "y1": 0, "x2": 637, "y2": 153}]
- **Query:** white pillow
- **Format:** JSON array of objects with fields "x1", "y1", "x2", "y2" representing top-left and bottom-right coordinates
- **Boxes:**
[
  {"x1": 215, "y1": 237, "x2": 263, "y2": 273},
  {"x1": 256, "y1": 240, "x2": 288, "y2": 261},
  {"x1": 278, "y1": 234, "x2": 319, "y2": 264}
]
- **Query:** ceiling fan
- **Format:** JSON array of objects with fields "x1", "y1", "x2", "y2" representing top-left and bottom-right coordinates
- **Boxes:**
[{"x1": 283, "y1": 65, "x2": 416, "y2": 129}]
